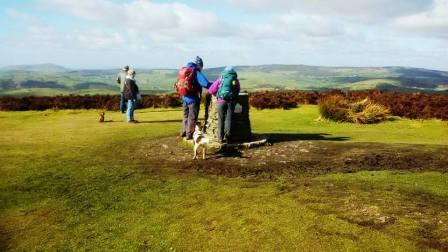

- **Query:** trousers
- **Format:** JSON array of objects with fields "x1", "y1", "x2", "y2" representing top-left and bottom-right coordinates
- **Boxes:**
[{"x1": 181, "y1": 101, "x2": 200, "y2": 138}]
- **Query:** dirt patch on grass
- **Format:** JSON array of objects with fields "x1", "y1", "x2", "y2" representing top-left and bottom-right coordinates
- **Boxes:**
[
  {"x1": 138, "y1": 136, "x2": 448, "y2": 178},
  {"x1": 291, "y1": 180, "x2": 448, "y2": 251}
]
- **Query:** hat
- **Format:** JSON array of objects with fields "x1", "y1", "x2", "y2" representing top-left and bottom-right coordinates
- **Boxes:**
[
  {"x1": 195, "y1": 56, "x2": 203, "y2": 67},
  {"x1": 224, "y1": 66, "x2": 234, "y2": 72},
  {"x1": 123, "y1": 65, "x2": 129, "y2": 71}
]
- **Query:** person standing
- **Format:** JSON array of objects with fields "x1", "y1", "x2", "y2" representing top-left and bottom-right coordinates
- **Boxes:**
[
  {"x1": 117, "y1": 65, "x2": 129, "y2": 113},
  {"x1": 209, "y1": 66, "x2": 240, "y2": 143},
  {"x1": 123, "y1": 69, "x2": 139, "y2": 123},
  {"x1": 176, "y1": 56, "x2": 211, "y2": 139}
]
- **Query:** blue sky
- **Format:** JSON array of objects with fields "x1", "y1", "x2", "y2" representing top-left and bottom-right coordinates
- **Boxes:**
[{"x1": 1, "y1": 0, "x2": 447, "y2": 70}]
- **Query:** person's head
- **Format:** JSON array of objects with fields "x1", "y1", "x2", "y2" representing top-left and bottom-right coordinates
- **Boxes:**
[
  {"x1": 123, "y1": 65, "x2": 129, "y2": 71},
  {"x1": 222, "y1": 66, "x2": 236, "y2": 75},
  {"x1": 128, "y1": 69, "x2": 136, "y2": 77},
  {"x1": 195, "y1": 56, "x2": 203, "y2": 70},
  {"x1": 224, "y1": 66, "x2": 234, "y2": 72}
]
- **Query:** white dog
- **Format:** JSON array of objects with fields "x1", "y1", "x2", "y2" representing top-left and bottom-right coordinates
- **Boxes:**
[{"x1": 193, "y1": 124, "x2": 209, "y2": 160}]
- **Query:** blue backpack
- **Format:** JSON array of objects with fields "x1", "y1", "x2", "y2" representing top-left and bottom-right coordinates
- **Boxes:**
[{"x1": 217, "y1": 70, "x2": 238, "y2": 100}]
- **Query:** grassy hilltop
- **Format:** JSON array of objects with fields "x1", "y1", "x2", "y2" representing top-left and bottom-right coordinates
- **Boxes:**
[
  {"x1": 1, "y1": 64, "x2": 448, "y2": 96},
  {"x1": 1, "y1": 106, "x2": 447, "y2": 250}
]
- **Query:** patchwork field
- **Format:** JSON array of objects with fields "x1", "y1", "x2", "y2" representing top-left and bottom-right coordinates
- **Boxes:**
[
  {"x1": 1, "y1": 105, "x2": 447, "y2": 251},
  {"x1": 1, "y1": 64, "x2": 448, "y2": 96}
]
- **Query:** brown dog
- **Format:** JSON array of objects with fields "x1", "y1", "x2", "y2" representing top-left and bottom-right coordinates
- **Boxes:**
[{"x1": 99, "y1": 112, "x2": 105, "y2": 123}]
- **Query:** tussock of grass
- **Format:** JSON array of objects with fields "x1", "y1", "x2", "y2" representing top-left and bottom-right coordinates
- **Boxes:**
[
  {"x1": 318, "y1": 95, "x2": 350, "y2": 122},
  {"x1": 348, "y1": 100, "x2": 390, "y2": 124},
  {"x1": 319, "y1": 96, "x2": 390, "y2": 124}
]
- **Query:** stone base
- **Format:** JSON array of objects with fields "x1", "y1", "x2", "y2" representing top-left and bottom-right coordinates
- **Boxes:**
[
  {"x1": 181, "y1": 134, "x2": 269, "y2": 153},
  {"x1": 205, "y1": 93, "x2": 252, "y2": 143}
]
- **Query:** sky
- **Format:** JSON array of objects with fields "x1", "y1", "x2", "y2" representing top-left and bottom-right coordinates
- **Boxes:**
[{"x1": 0, "y1": 0, "x2": 447, "y2": 70}]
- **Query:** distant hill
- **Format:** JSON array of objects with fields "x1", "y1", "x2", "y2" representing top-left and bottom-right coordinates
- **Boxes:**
[
  {"x1": 0, "y1": 64, "x2": 69, "y2": 73},
  {"x1": 201, "y1": 65, "x2": 448, "y2": 93},
  {"x1": 0, "y1": 64, "x2": 447, "y2": 96}
]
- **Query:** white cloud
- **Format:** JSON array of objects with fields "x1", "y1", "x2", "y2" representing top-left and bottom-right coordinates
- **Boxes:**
[
  {"x1": 2, "y1": 0, "x2": 447, "y2": 70},
  {"x1": 6, "y1": 24, "x2": 126, "y2": 50},
  {"x1": 5, "y1": 8, "x2": 41, "y2": 23},
  {"x1": 224, "y1": 0, "x2": 434, "y2": 23},
  {"x1": 280, "y1": 12, "x2": 347, "y2": 37},
  {"x1": 40, "y1": 0, "x2": 225, "y2": 40},
  {"x1": 233, "y1": 11, "x2": 354, "y2": 42},
  {"x1": 38, "y1": 0, "x2": 353, "y2": 45},
  {"x1": 224, "y1": 0, "x2": 447, "y2": 40},
  {"x1": 71, "y1": 30, "x2": 126, "y2": 49},
  {"x1": 391, "y1": 0, "x2": 448, "y2": 38}
]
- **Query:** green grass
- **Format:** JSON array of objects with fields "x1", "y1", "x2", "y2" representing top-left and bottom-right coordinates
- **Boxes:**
[
  {"x1": 335, "y1": 78, "x2": 400, "y2": 90},
  {"x1": 317, "y1": 171, "x2": 448, "y2": 198},
  {"x1": 251, "y1": 105, "x2": 448, "y2": 145},
  {"x1": 1, "y1": 106, "x2": 447, "y2": 251}
]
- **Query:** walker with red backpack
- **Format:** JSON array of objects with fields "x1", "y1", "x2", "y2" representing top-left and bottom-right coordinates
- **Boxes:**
[{"x1": 175, "y1": 66, "x2": 199, "y2": 96}]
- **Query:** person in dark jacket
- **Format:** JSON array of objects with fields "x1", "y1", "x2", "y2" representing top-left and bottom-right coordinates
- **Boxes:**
[
  {"x1": 209, "y1": 66, "x2": 240, "y2": 143},
  {"x1": 123, "y1": 69, "x2": 139, "y2": 123},
  {"x1": 180, "y1": 56, "x2": 211, "y2": 139},
  {"x1": 117, "y1": 65, "x2": 129, "y2": 113}
]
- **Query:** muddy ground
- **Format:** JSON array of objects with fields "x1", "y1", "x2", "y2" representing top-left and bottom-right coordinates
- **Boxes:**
[
  {"x1": 137, "y1": 136, "x2": 448, "y2": 250},
  {"x1": 139, "y1": 135, "x2": 448, "y2": 179}
]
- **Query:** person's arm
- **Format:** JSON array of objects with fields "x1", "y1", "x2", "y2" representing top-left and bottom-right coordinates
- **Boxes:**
[
  {"x1": 196, "y1": 71, "x2": 211, "y2": 88},
  {"x1": 135, "y1": 81, "x2": 139, "y2": 94},
  {"x1": 125, "y1": 79, "x2": 134, "y2": 99},
  {"x1": 131, "y1": 80, "x2": 138, "y2": 100},
  {"x1": 208, "y1": 77, "x2": 221, "y2": 95},
  {"x1": 235, "y1": 79, "x2": 240, "y2": 96}
]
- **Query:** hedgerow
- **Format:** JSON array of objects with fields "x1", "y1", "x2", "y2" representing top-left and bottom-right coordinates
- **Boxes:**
[
  {"x1": 0, "y1": 93, "x2": 182, "y2": 111},
  {"x1": 249, "y1": 90, "x2": 447, "y2": 120},
  {"x1": 1, "y1": 90, "x2": 447, "y2": 120}
]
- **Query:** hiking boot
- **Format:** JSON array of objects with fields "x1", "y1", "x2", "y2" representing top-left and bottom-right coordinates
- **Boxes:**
[{"x1": 180, "y1": 132, "x2": 186, "y2": 137}]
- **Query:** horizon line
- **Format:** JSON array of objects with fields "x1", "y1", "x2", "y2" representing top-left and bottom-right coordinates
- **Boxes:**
[{"x1": 1, "y1": 63, "x2": 447, "y2": 72}]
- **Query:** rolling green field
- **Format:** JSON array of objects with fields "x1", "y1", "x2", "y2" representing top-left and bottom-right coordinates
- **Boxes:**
[
  {"x1": 1, "y1": 64, "x2": 448, "y2": 96},
  {"x1": 1, "y1": 105, "x2": 447, "y2": 251}
]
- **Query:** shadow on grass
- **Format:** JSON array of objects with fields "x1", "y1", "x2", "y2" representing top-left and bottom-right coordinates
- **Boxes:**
[
  {"x1": 386, "y1": 117, "x2": 400, "y2": 122},
  {"x1": 100, "y1": 119, "x2": 183, "y2": 124},
  {"x1": 137, "y1": 119, "x2": 182, "y2": 124},
  {"x1": 212, "y1": 148, "x2": 250, "y2": 159},
  {"x1": 137, "y1": 117, "x2": 205, "y2": 124},
  {"x1": 266, "y1": 133, "x2": 350, "y2": 143},
  {"x1": 210, "y1": 133, "x2": 349, "y2": 159},
  {"x1": 139, "y1": 109, "x2": 182, "y2": 113}
]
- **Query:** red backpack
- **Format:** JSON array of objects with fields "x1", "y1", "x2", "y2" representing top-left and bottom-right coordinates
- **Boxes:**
[{"x1": 175, "y1": 66, "x2": 197, "y2": 96}]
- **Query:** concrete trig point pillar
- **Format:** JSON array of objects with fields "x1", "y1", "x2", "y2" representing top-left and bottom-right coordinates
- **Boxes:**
[
  {"x1": 205, "y1": 93, "x2": 253, "y2": 143},
  {"x1": 183, "y1": 92, "x2": 266, "y2": 151}
]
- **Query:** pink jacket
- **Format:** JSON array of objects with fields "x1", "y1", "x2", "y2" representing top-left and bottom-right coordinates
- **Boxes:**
[{"x1": 208, "y1": 77, "x2": 240, "y2": 103}]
